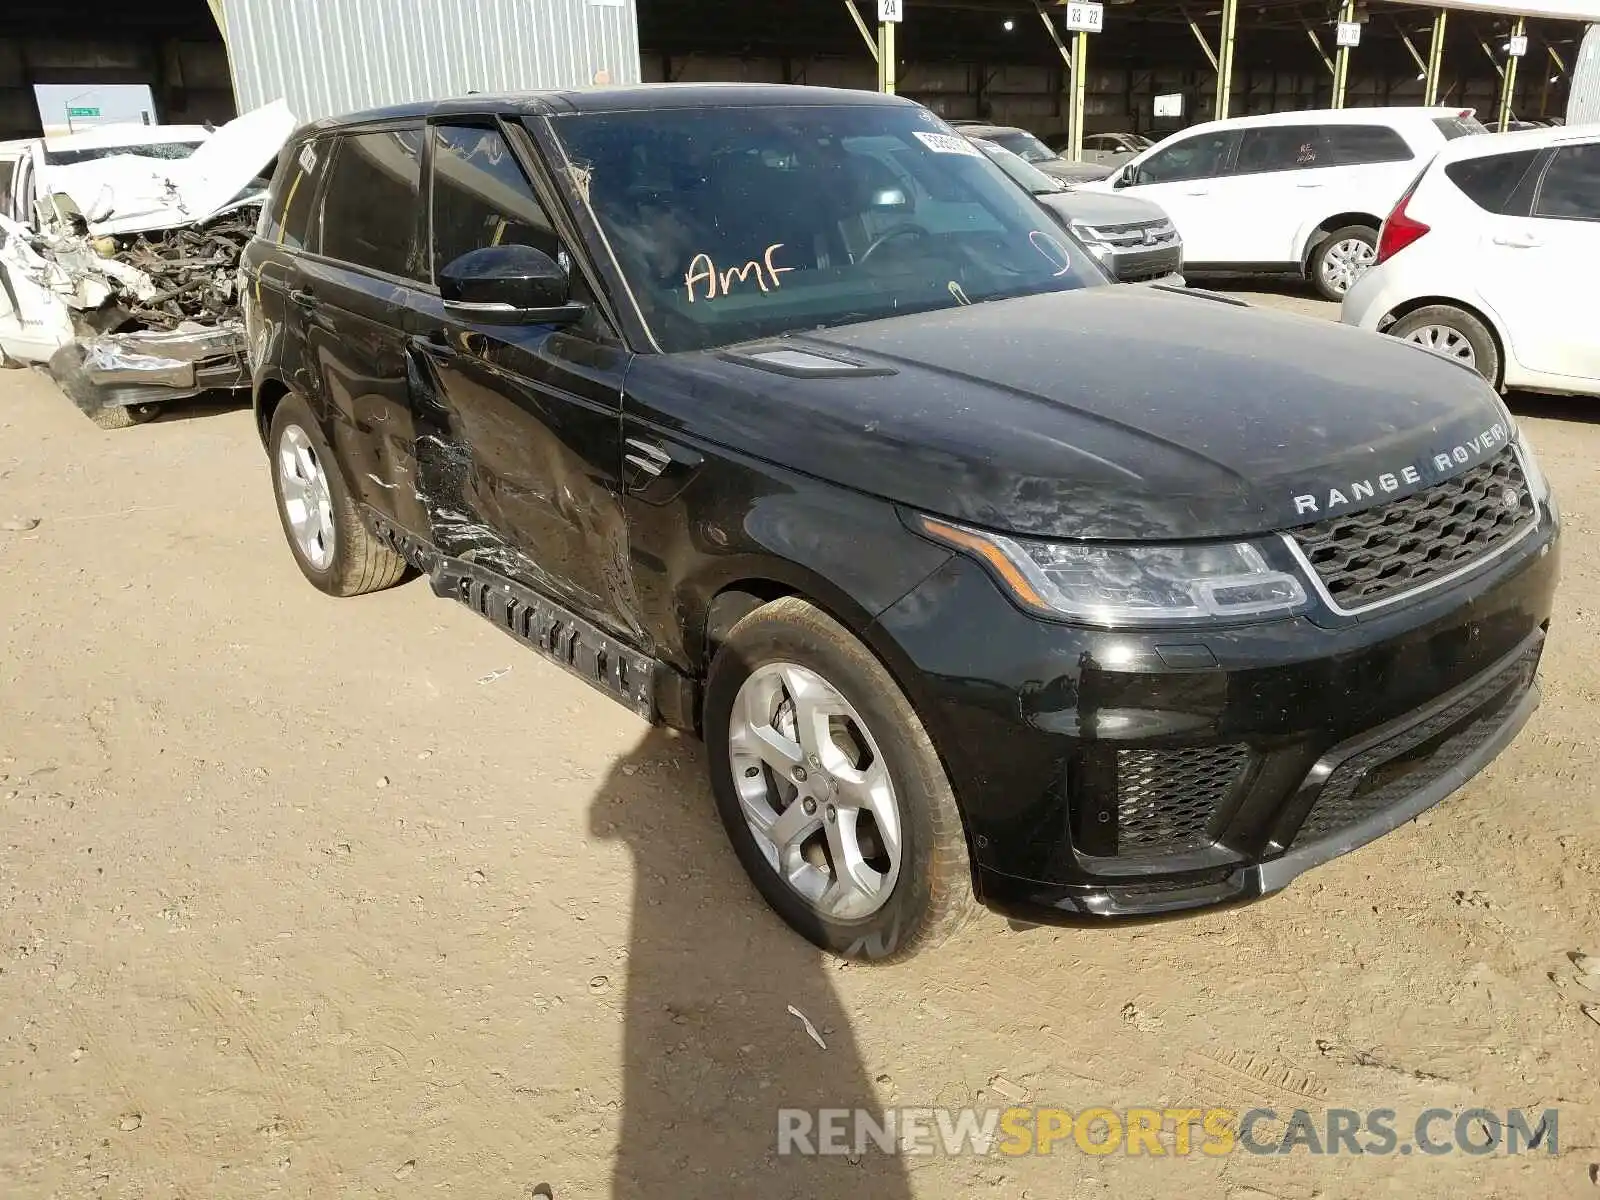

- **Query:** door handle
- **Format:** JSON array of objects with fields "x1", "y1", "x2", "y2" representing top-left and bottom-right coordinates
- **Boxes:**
[
  {"x1": 288, "y1": 288, "x2": 316, "y2": 309},
  {"x1": 1295, "y1": 182, "x2": 1326, "y2": 189},
  {"x1": 1492, "y1": 233, "x2": 1541, "y2": 248},
  {"x1": 408, "y1": 331, "x2": 458, "y2": 361},
  {"x1": 1183, "y1": 189, "x2": 1211, "y2": 196}
]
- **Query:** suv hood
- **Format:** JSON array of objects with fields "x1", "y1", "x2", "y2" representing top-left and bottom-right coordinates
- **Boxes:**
[
  {"x1": 1035, "y1": 189, "x2": 1169, "y2": 227},
  {"x1": 640, "y1": 286, "x2": 1513, "y2": 541}
]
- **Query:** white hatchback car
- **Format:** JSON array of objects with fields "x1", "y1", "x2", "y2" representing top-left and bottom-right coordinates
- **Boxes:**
[
  {"x1": 1343, "y1": 124, "x2": 1600, "y2": 396},
  {"x1": 1084, "y1": 107, "x2": 1486, "y2": 299}
]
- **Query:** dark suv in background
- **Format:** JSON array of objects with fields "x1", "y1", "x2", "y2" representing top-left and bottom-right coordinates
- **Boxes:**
[{"x1": 242, "y1": 86, "x2": 1557, "y2": 961}]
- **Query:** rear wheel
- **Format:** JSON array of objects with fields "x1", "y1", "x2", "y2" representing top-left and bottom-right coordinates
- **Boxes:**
[
  {"x1": 1309, "y1": 225, "x2": 1378, "y2": 301},
  {"x1": 704, "y1": 597, "x2": 977, "y2": 961},
  {"x1": 88, "y1": 403, "x2": 160, "y2": 430},
  {"x1": 268, "y1": 391, "x2": 407, "y2": 597},
  {"x1": 1388, "y1": 304, "x2": 1500, "y2": 386}
]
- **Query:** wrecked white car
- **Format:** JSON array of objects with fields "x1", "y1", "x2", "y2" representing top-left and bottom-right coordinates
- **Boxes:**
[{"x1": 0, "y1": 101, "x2": 294, "y2": 428}]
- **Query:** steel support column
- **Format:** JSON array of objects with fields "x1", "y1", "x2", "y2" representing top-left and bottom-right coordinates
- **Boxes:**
[
  {"x1": 1425, "y1": 10, "x2": 1448, "y2": 106},
  {"x1": 1332, "y1": 0, "x2": 1356, "y2": 108},
  {"x1": 845, "y1": 1, "x2": 880, "y2": 63},
  {"x1": 1498, "y1": 16, "x2": 1526, "y2": 127},
  {"x1": 879, "y1": 19, "x2": 897, "y2": 94},
  {"x1": 1069, "y1": 29, "x2": 1089, "y2": 159},
  {"x1": 1215, "y1": 0, "x2": 1239, "y2": 120}
]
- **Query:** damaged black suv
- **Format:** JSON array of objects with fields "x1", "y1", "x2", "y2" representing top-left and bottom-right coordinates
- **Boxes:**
[{"x1": 242, "y1": 86, "x2": 1559, "y2": 961}]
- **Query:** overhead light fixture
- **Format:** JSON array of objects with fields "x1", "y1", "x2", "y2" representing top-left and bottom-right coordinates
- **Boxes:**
[
  {"x1": 1501, "y1": 41, "x2": 1511, "y2": 50},
  {"x1": 1416, "y1": 71, "x2": 1425, "y2": 80},
  {"x1": 1551, "y1": 74, "x2": 1560, "y2": 82},
  {"x1": 1003, "y1": 17, "x2": 1015, "y2": 30}
]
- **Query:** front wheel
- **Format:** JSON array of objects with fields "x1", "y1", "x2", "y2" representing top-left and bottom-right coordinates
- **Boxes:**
[
  {"x1": 1309, "y1": 225, "x2": 1377, "y2": 301},
  {"x1": 703, "y1": 597, "x2": 977, "y2": 961},
  {"x1": 1388, "y1": 304, "x2": 1501, "y2": 386}
]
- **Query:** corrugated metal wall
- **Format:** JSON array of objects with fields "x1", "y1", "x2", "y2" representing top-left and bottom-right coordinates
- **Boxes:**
[
  {"x1": 1570, "y1": 24, "x2": 1600, "y2": 124},
  {"x1": 220, "y1": 0, "x2": 640, "y2": 122}
]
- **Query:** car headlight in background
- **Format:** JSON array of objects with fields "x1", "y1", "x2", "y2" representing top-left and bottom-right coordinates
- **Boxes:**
[
  {"x1": 918, "y1": 517, "x2": 1308, "y2": 625},
  {"x1": 1069, "y1": 221, "x2": 1116, "y2": 264}
]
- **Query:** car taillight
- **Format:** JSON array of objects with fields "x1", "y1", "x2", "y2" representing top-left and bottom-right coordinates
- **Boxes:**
[{"x1": 1375, "y1": 177, "x2": 1430, "y2": 265}]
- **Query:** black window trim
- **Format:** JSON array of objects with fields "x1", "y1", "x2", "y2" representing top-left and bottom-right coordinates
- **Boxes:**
[{"x1": 1529, "y1": 141, "x2": 1600, "y2": 224}]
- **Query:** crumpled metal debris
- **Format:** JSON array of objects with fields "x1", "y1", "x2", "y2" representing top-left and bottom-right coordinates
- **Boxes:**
[
  {"x1": 99, "y1": 209, "x2": 257, "y2": 330},
  {"x1": 80, "y1": 322, "x2": 247, "y2": 388}
]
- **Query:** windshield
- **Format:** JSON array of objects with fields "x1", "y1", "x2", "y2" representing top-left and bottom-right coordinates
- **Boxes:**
[
  {"x1": 987, "y1": 130, "x2": 1057, "y2": 164},
  {"x1": 43, "y1": 140, "x2": 206, "y2": 166},
  {"x1": 551, "y1": 104, "x2": 1103, "y2": 354},
  {"x1": 974, "y1": 140, "x2": 1065, "y2": 194}
]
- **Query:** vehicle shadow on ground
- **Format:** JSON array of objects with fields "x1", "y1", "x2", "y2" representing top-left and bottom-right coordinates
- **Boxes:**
[
  {"x1": 589, "y1": 726, "x2": 912, "y2": 1200},
  {"x1": 144, "y1": 388, "x2": 251, "y2": 425},
  {"x1": 1505, "y1": 390, "x2": 1600, "y2": 425}
]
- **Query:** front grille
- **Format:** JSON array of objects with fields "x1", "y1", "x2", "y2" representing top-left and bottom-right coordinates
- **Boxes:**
[
  {"x1": 1290, "y1": 446, "x2": 1535, "y2": 612},
  {"x1": 1294, "y1": 646, "x2": 1538, "y2": 844},
  {"x1": 1093, "y1": 219, "x2": 1179, "y2": 248},
  {"x1": 1116, "y1": 745, "x2": 1251, "y2": 853}
]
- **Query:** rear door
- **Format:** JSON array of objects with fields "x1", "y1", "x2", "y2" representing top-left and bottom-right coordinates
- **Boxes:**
[
  {"x1": 299, "y1": 124, "x2": 433, "y2": 536},
  {"x1": 406, "y1": 120, "x2": 639, "y2": 639},
  {"x1": 1227, "y1": 123, "x2": 1344, "y2": 264},
  {"x1": 1483, "y1": 139, "x2": 1600, "y2": 378},
  {"x1": 1117, "y1": 128, "x2": 1239, "y2": 264}
]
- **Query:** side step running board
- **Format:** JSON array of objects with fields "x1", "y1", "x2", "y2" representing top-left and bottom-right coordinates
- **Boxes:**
[{"x1": 364, "y1": 509, "x2": 659, "y2": 721}]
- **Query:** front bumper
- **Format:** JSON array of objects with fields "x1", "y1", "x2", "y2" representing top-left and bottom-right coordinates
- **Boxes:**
[{"x1": 870, "y1": 503, "x2": 1559, "y2": 924}]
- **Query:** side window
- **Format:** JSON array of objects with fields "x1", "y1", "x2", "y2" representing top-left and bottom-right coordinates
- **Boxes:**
[
  {"x1": 1137, "y1": 131, "x2": 1234, "y2": 184},
  {"x1": 430, "y1": 124, "x2": 561, "y2": 278},
  {"x1": 1444, "y1": 150, "x2": 1541, "y2": 216},
  {"x1": 261, "y1": 137, "x2": 330, "y2": 250},
  {"x1": 0, "y1": 159, "x2": 15, "y2": 219},
  {"x1": 315, "y1": 126, "x2": 426, "y2": 280},
  {"x1": 1329, "y1": 125, "x2": 1414, "y2": 166},
  {"x1": 1234, "y1": 125, "x2": 1332, "y2": 175},
  {"x1": 1533, "y1": 144, "x2": 1600, "y2": 221}
]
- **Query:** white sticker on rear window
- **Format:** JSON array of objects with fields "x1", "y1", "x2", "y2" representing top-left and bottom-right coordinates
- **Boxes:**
[
  {"x1": 914, "y1": 131, "x2": 982, "y2": 158},
  {"x1": 297, "y1": 142, "x2": 317, "y2": 173}
]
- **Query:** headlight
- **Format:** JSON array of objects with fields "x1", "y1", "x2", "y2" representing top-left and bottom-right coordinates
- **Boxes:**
[
  {"x1": 1070, "y1": 221, "x2": 1113, "y2": 253},
  {"x1": 918, "y1": 517, "x2": 1308, "y2": 625}
]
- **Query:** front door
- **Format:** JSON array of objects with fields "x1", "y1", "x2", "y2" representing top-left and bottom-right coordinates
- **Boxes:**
[
  {"x1": 406, "y1": 121, "x2": 640, "y2": 642},
  {"x1": 1118, "y1": 129, "x2": 1239, "y2": 264},
  {"x1": 1483, "y1": 140, "x2": 1600, "y2": 379}
]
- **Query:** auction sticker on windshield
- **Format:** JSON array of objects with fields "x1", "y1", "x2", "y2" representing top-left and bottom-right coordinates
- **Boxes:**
[{"x1": 914, "y1": 131, "x2": 983, "y2": 158}]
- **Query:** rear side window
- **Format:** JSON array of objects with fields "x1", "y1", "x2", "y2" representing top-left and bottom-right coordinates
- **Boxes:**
[
  {"x1": 1444, "y1": 149, "x2": 1540, "y2": 215},
  {"x1": 1138, "y1": 130, "x2": 1234, "y2": 183},
  {"x1": 1433, "y1": 115, "x2": 1488, "y2": 140},
  {"x1": 1234, "y1": 125, "x2": 1333, "y2": 174},
  {"x1": 316, "y1": 127, "x2": 426, "y2": 280},
  {"x1": 1329, "y1": 125, "x2": 1414, "y2": 166},
  {"x1": 430, "y1": 124, "x2": 561, "y2": 278},
  {"x1": 1533, "y1": 144, "x2": 1600, "y2": 220},
  {"x1": 261, "y1": 137, "x2": 330, "y2": 250},
  {"x1": 0, "y1": 159, "x2": 14, "y2": 216}
]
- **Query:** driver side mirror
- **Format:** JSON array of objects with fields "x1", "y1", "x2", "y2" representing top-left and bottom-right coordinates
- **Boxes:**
[
  {"x1": 1114, "y1": 166, "x2": 1139, "y2": 189},
  {"x1": 439, "y1": 244, "x2": 585, "y2": 326}
]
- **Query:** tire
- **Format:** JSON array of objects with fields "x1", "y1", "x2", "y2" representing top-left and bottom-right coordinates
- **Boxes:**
[
  {"x1": 268, "y1": 391, "x2": 407, "y2": 597},
  {"x1": 703, "y1": 596, "x2": 977, "y2": 961},
  {"x1": 1387, "y1": 304, "x2": 1501, "y2": 387},
  {"x1": 1309, "y1": 224, "x2": 1378, "y2": 301},
  {"x1": 88, "y1": 403, "x2": 160, "y2": 430}
]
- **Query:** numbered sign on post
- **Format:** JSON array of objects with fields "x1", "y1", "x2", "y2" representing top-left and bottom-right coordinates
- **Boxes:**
[
  {"x1": 878, "y1": 0, "x2": 903, "y2": 21},
  {"x1": 1336, "y1": 21, "x2": 1362, "y2": 47},
  {"x1": 1065, "y1": 2, "x2": 1104, "y2": 33},
  {"x1": 1508, "y1": 34, "x2": 1529, "y2": 56}
]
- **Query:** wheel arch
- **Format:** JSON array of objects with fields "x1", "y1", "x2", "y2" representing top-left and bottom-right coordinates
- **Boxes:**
[
  {"x1": 1382, "y1": 295, "x2": 1510, "y2": 389},
  {"x1": 253, "y1": 373, "x2": 292, "y2": 447},
  {"x1": 1300, "y1": 211, "x2": 1383, "y2": 268}
]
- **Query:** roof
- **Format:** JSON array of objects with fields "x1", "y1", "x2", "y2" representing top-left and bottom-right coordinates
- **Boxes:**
[
  {"x1": 303, "y1": 83, "x2": 914, "y2": 134},
  {"x1": 1200, "y1": 106, "x2": 1485, "y2": 132},
  {"x1": 1433, "y1": 120, "x2": 1600, "y2": 162}
]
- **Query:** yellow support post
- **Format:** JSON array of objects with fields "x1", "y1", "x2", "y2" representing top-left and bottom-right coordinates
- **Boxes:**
[
  {"x1": 1498, "y1": 16, "x2": 1525, "y2": 128},
  {"x1": 845, "y1": 1, "x2": 880, "y2": 63},
  {"x1": 1215, "y1": 0, "x2": 1238, "y2": 119},
  {"x1": 879, "y1": 19, "x2": 897, "y2": 94},
  {"x1": 1332, "y1": 0, "x2": 1356, "y2": 109},
  {"x1": 1070, "y1": 29, "x2": 1089, "y2": 160},
  {"x1": 1424, "y1": 10, "x2": 1448, "y2": 106}
]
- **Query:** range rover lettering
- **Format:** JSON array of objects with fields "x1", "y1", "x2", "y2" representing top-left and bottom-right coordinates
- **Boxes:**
[{"x1": 241, "y1": 86, "x2": 1559, "y2": 961}]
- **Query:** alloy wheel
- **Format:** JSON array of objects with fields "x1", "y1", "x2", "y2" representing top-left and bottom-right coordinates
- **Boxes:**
[
  {"x1": 727, "y1": 662, "x2": 903, "y2": 920},
  {"x1": 278, "y1": 424, "x2": 336, "y2": 571}
]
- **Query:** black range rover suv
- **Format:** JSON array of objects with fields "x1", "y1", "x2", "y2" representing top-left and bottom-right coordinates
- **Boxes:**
[{"x1": 242, "y1": 85, "x2": 1559, "y2": 961}]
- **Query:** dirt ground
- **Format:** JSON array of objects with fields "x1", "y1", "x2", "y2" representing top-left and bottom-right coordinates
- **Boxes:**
[{"x1": 1, "y1": 289, "x2": 1597, "y2": 1200}]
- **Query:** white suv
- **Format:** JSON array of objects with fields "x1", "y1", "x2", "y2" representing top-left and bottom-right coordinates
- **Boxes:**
[
  {"x1": 1343, "y1": 124, "x2": 1600, "y2": 397},
  {"x1": 1084, "y1": 107, "x2": 1485, "y2": 299}
]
